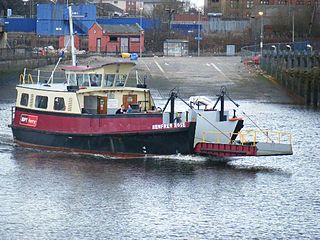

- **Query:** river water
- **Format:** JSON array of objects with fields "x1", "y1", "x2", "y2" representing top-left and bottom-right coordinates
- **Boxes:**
[{"x1": 0, "y1": 70, "x2": 319, "y2": 239}]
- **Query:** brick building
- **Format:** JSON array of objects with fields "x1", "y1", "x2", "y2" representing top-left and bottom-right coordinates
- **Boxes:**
[
  {"x1": 59, "y1": 35, "x2": 80, "y2": 50},
  {"x1": 88, "y1": 23, "x2": 144, "y2": 54}
]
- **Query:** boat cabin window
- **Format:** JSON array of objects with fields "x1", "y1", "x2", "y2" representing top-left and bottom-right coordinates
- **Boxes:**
[
  {"x1": 20, "y1": 93, "x2": 29, "y2": 106},
  {"x1": 104, "y1": 74, "x2": 115, "y2": 87},
  {"x1": 77, "y1": 74, "x2": 90, "y2": 87},
  {"x1": 35, "y1": 95, "x2": 48, "y2": 109},
  {"x1": 89, "y1": 74, "x2": 102, "y2": 87},
  {"x1": 54, "y1": 97, "x2": 65, "y2": 111},
  {"x1": 115, "y1": 74, "x2": 127, "y2": 87},
  {"x1": 102, "y1": 74, "x2": 127, "y2": 87},
  {"x1": 67, "y1": 73, "x2": 77, "y2": 86}
]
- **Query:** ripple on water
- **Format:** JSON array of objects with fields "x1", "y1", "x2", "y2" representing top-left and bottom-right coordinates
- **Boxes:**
[{"x1": 0, "y1": 95, "x2": 320, "y2": 238}]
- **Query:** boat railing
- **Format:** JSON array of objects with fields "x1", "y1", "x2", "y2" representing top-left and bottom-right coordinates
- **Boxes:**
[
  {"x1": 19, "y1": 68, "x2": 66, "y2": 85},
  {"x1": 201, "y1": 130, "x2": 292, "y2": 145}
]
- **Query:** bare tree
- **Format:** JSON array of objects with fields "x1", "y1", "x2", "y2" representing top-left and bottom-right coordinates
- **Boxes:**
[
  {"x1": 309, "y1": 0, "x2": 320, "y2": 36},
  {"x1": 270, "y1": 5, "x2": 317, "y2": 40}
]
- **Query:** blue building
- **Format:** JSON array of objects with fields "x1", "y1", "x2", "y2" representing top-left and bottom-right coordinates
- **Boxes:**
[
  {"x1": 0, "y1": 4, "x2": 160, "y2": 37},
  {"x1": 0, "y1": 18, "x2": 36, "y2": 33},
  {"x1": 36, "y1": 4, "x2": 96, "y2": 36}
]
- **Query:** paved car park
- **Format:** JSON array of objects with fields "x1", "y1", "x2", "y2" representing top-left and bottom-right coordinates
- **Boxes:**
[{"x1": 135, "y1": 56, "x2": 293, "y2": 104}]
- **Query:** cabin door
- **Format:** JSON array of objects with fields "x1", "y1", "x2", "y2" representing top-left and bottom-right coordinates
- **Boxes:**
[
  {"x1": 123, "y1": 95, "x2": 137, "y2": 108},
  {"x1": 120, "y1": 38, "x2": 129, "y2": 53},
  {"x1": 97, "y1": 96, "x2": 108, "y2": 114},
  {"x1": 96, "y1": 38, "x2": 101, "y2": 53}
]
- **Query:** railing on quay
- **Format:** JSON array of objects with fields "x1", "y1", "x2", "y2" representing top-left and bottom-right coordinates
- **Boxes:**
[
  {"x1": 241, "y1": 41, "x2": 320, "y2": 66},
  {"x1": 0, "y1": 47, "x2": 59, "y2": 61},
  {"x1": 0, "y1": 48, "x2": 33, "y2": 61},
  {"x1": 241, "y1": 41, "x2": 320, "y2": 107}
]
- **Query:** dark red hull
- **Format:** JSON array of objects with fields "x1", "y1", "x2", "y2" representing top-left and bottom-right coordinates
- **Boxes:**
[{"x1": 11, "y1": 108, "x2": 196, "y2": 156}]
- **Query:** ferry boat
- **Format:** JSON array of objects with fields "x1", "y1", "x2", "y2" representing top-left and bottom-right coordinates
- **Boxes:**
[
  {"x1": 10, "y1": 61, "x2": 198, "y2": 156},
  {"x1": 9, "y1": 61, "x2": 293, "y2": 158},
  {"x1": 9, "y1": 6, "x2": 293, "y2": 158}
]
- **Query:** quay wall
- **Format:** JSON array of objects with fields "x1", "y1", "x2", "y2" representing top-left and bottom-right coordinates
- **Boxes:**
[
  {"x1": 0, "y1": 48, "x2": 61, "y2": 73},
  {"x1": 0, "y1": 57, "x2": 59, "y2": 74},
  {"x1": 260, "y1": 51, "x2": 320, "y2": 107}
]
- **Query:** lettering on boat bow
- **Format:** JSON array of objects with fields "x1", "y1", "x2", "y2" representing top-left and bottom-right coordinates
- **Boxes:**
[
  {"x1": 19, "y1": 114, "x2": 38, "y2": 127},
  {"x1": 152, "y1": 123, "x2": 186, "y2": 130}
]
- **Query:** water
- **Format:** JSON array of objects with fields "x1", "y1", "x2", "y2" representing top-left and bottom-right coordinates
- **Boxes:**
[{"x1": 1, "y1": 71, "x2": 320, "y2": 239}]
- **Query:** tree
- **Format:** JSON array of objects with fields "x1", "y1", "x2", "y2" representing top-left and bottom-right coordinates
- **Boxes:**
[
  {"x1": 0, "y1": 0, "x2": 8, "y2": 16},
  {"x1": 309, "y1": 1, "x2": 320, "y2": 36},
  {"x1": 270, "y1": 5, "x2": 319, "y2": 40}
]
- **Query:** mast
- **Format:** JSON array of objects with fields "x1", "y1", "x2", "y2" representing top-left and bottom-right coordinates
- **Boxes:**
[
  {"x1": 68, "y1": 5, "x2": 76, "y2": 66},
  {"x1": 170, "y1": 92, "x2": 175, "y2": 123},
  {"x1": 220, "y1": 90, "x2": 225, "y2": 121}
]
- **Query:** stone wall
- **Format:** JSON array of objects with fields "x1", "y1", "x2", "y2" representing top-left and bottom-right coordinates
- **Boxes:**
[
  {"x1": 261, "y1": 51, "x2": 320, "y2": 107},
  {"x1": 0, "y1": 57, "x2": 59, "y2": 73}
]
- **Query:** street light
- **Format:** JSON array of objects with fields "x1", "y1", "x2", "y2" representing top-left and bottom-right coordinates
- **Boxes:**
[
  {"x1": 139, "y1": 6, "x2": 143, "y2": 58},
  {"x1": 271, "y1": 45, "x2": 276, "y2": 53},
  {"x1": 307, "y1": 44, "x2": 313, "y2": 53},
  {"x1": 165, "y1": 8, "x2": 175, "y2": 38},
  {"x1": 288, "y1": 0, "x2": 295, "y2": 43},
  {"x1": 187, "y1": 30, "x2": 193, "y2": 41},
  {"x1": 286, "y1": 44, "x2": 292, "y2": 51},
  {"x1": 197, "y1": 8, "x2": 202, "y2": 57},
  {"x1": 258, "y1": 11, "x2": 264, "y2": 56},
  {"x1": 22, "y1": 0, "x2": 29, "y2": 18}
]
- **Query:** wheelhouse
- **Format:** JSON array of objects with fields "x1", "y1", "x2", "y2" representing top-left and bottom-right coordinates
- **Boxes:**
[{"x1": 16, "y1": 62, "x2": 157, "y2": 115}]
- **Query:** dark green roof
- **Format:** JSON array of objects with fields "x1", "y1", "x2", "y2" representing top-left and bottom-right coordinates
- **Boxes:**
[{"x1": 100, "y1": 24, "x2": 141, "y2": 34}]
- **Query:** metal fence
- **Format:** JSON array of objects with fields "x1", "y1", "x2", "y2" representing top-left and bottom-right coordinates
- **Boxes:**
[
  {"x1": 241, "y1": 41, "x2": 320, "y2": 107},
  {"x1": 0, "y1": 48, "x2": 58, "y2": 61},
  {"x1": 241, "y1": 41, "x2": 319, "y2": 64},
  {"x1": 0, "y1": 48, "x2": 33, "y2": 61}
]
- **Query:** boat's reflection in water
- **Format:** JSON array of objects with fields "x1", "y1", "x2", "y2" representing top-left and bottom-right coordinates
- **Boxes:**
[{"x1": 11, "y1": 145, "x2": 290, "y2": 179}]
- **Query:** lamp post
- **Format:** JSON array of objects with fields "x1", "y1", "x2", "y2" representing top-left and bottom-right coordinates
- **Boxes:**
[
  {"x1": 165, "y1": 8, "x2": 175, "y2": 38},
  {"x1": 187, "y1": 30, "x2": 193, "y2": 43},
  {"x1": 292, "y1": 11, "x2": 295, "y2": 43},
  {"x1": 197, "y1": 8, "x2": 201, "y2": 57},
  {"x1": 258, "y1": 11, "x2": 263, "y2": 56},
  {"x1": 22, "y1": 0, "x2": 29, "y2": 18},
  {"x1": 307, "y1": 44, "x2": 313, "y2": 53},
  {"x1": 288, "y1": 0, "x2": 295, "y2": 43},
  {"x1": 30, "y1": 0, "x2": 32, "y2": 17},
  {"x1": 139, "y1": 6, "x2": 143, "y2": 58}
]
